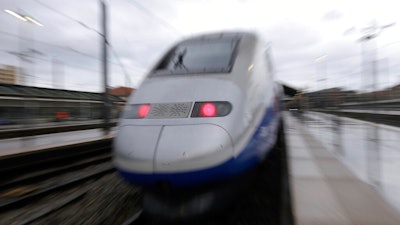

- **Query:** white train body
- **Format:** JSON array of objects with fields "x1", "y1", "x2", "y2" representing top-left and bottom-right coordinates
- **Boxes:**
[{"x1": 113, "y1": 31, "x2": 282, "y2": 188}]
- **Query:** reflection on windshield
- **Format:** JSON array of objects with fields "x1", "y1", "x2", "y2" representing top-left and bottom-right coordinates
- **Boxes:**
[{"x1": 152, "y1": 38, "x2": 239, "y2": 75}]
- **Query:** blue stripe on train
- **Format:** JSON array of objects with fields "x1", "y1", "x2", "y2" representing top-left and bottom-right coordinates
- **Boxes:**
[{"x1": 117, "y1": 104, "x2": 279, "y2": 188}]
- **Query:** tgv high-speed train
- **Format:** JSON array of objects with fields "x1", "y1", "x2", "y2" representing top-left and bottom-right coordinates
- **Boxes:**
[{"x1": 113, "y1": 31, "x2": 283, "y2": 216}]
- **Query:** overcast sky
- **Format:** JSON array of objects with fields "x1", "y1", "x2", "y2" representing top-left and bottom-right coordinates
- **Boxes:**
[{"x1": 1, "y1": 0, "x2": 400, "y2": 92}]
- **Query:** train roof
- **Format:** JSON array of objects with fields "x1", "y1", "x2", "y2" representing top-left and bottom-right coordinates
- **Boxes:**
[{"x1": 180, "y1": 31, "x2": 256, "y2": 42}]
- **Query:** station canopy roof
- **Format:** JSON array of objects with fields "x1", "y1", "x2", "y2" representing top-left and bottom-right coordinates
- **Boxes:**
[{"x1": 0, "y1": 84, "x2": 123, "y2": 102}]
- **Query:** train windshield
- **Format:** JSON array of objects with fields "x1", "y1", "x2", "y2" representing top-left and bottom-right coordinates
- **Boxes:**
[{"x1": 152, "y1": 38, "x2": 239, "y2": 76}]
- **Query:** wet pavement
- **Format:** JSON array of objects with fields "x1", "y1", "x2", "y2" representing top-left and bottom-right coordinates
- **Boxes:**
[
  {"x1": 336, "y1": 109, "x2": 400, "y2": 115},
  {"x1": 294, "y1": 111, "x2": 400, "y2": 212}
]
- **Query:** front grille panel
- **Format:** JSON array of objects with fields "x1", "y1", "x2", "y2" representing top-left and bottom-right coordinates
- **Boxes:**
[{"x1": 148, "y1": 102, "x2": 192, "y2": 119}]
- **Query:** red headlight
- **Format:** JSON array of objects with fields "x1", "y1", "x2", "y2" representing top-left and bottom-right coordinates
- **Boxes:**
[
  {"x1": 137, "y1": 104, "x2": 151, "y2": 118},
  {"x1": 191, "y1": 101, "x2": 232, "y2": 117},
  {"x1": 199, "y1": 103, "x2": 217, "y2": 117}
]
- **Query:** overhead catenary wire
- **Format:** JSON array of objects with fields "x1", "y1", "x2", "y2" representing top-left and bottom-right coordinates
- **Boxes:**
[
  {"x1": 0, "y1": 30, "x2": 100, "y2": 61},
  {"x1": 32, "y1": 0, "x2": 147, "y2": 86},
  {"x1": 21, "y1": 52, "x2": 101, "y2": 73},
  {"x1": 0, "y1": 49, "x2": 101, "y2": 74},
  {"x1": 277, "y1": 39, "x2": 400, "y2": 73},
  {"x1": 31, "y1": 0, "x2": 181, "y2": 79},
  {"x1": 0, "y1": 30, "x2": 142, "y2": 73},
  {"x1": 108, "y1": 44, "x2": 133, "y2": 87},
  {"x1": 33, "y1": 0, "x2": 103, "y2": 36},
  {"x1": 2, "y1": 27, "x2": 396, "y2": 81},
  {"x1": 126, "y1": 0, "x2": 182, "y2": 36}
]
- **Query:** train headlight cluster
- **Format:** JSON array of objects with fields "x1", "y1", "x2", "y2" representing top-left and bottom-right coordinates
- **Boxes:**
[{"x1": 124, "y1": 101, "x2": 232, "y2": 119}]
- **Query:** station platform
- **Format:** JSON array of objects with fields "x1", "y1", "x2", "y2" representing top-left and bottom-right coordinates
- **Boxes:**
[
  {"x1": 285, "y1": 114, "x2": 400, "y2": 224},
  {"x1": 0, "y1": 128, "x2": 115, "y2": 159}
]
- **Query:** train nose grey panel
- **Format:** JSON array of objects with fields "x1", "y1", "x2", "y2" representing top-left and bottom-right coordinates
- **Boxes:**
[
  {"x1": 114, "y1": 125, "x2": 162, "y2": 160},
  {"x1": 154, "y1": 124, "x2": 233, "y2": 172}
]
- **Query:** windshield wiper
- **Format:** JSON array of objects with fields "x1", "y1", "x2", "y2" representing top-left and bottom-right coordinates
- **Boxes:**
[{"x1": 174, "y1": 48, "x2": 188, "y2": 71}]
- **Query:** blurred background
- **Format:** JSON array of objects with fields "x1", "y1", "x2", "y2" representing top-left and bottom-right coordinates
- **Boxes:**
[
  {"x1": 1, "y1": 0, "x2": 399, "y2": 89},
  {"x1": 0, "y1": 0, "x2": 399, "y2": 126},
  {"x1": 0, "y1": 0, "x2": 400, "y2": 124},
  {"x1": 0, "y1": 1, "x2": 399, "y2": 224}
]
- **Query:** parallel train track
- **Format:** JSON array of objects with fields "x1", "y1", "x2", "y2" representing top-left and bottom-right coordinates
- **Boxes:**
[
  {"x1": 0, "y1": 129, "x2": 292, "y2": 225},
  {"x1": 0, "y1": 138, "x2": 140, "y2": 225}
]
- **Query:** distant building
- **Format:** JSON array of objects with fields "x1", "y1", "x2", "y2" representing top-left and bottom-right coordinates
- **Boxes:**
[
  {"x1": 0, "y1": 65, "x2": 17, "y2": 84},
  {"x1": 109, "y1": 86, "x2": 134, "y2": 101}
]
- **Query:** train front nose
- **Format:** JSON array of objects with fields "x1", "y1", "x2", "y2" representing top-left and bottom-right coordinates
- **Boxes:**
[
  {"x1": 113, "y1": 124, "x2": 233, "y2": 187},
  {"x1": 113, "y1": 125, "x2": 162, "y2": 173},
  {"x1": 154, "y1": 124, "x2": 233, "y2": 173}
]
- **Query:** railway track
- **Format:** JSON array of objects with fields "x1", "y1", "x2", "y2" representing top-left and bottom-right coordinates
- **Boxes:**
[
  {"x1": 0, "y1": 139, "x2": 113, "y2": 211},
  {"x1": 0, "y1": 129, "x2": 292, "y2": 225},
  {"x1": 0, "y1": 140, "x2": 112, "y2": 210},
  {"x1": 0, "y1": 138, "x2": 141, "y2": 225},
  {"x1": 0, "y1": 139, "x2": 112, "y2": 174},
  {"x1": 0, "y1": 163, "x2": 114, "y2": 211}
]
